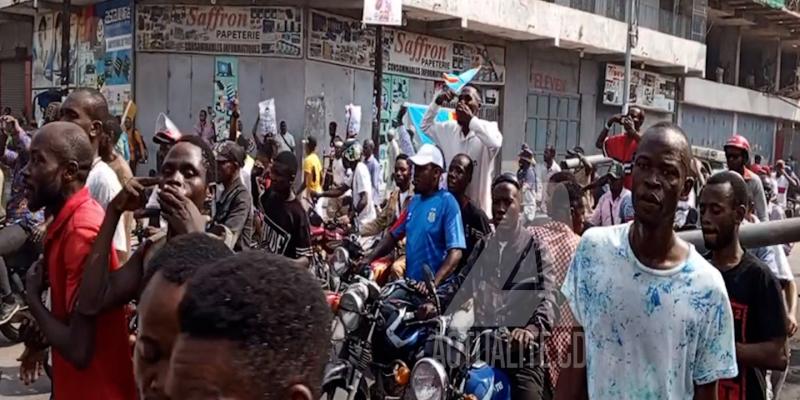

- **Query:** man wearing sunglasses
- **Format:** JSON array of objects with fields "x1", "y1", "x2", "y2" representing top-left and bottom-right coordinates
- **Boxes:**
[{"x1": 213, "y1": 140, "x2": 253, "y2": 251}]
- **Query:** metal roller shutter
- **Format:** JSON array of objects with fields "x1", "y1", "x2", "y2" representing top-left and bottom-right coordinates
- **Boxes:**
[{"x1": 0, "y1": 61, "x2": 26, "y2": 117}]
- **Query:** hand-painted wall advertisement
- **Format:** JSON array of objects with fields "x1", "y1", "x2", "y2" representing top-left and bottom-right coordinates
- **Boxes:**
[
  {"x1": 308, "y1": 10, "x2": 505, "y2": 85},
  {"x1": 136, "y1": 5, "x2": 303, "y2": 58}
]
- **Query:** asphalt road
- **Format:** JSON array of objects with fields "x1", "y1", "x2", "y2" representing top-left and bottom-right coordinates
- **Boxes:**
[{"x1": 4, "y1": 251, "x2": 800, "y2": 399}]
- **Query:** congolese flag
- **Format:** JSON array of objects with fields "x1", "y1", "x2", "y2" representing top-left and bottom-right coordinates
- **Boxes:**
[
  {"x1": 405, "y1": 103, "x2": 456, "y2": 145},
  {"x1": 442, "y1": 66, "x2": 482, "y2": 93}
]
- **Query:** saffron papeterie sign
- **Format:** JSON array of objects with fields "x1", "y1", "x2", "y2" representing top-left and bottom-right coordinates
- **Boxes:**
[
  {"x1": 308, "y1": 10, "x2": 505, "y2": 85},
  {"x1": 136, "y1": 5, "x2": 303, "y2": 57}
]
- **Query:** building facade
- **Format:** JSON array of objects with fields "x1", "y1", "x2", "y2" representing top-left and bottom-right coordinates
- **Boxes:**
[{"x1": 0, "y1": 0, "x2": 713, "y2": 174}]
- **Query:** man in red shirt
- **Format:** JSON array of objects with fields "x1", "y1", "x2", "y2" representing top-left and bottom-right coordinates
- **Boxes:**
[
  {"x1": 595, "y1": 106, "x2": 646, "y2": 190},
  {"x1": 19, "y1": 121, "x2": 135, "y2": 400}
]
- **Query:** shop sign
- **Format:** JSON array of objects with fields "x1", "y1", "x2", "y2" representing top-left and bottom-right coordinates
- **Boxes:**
[
  {"x1": 603, "y1": 64, "x2": 676, "y2": 113},
  {"x1": 308, "y1": 10, "x2": 505, "y2": 85},
  {"x1": 136, "y1": 5, "x2": 303, "y2": 58}
]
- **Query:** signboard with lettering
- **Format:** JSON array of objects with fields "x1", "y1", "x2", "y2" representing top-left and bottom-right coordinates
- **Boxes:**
[
  {"x1": 603, "y1": 64, "x2": 676, "y2": 113},
  {"x1": 136, "y1": 5, "x2": 303, "y2": 57},
  {"x1": 308, "y1": 10, "x2": 505, "y2": 85},
  {"x1": 530, "y1": 59, "x2": 579, "y2": 94},
  {"x1": 96, "y1": 0, "x2": 133, "y2": 115}
]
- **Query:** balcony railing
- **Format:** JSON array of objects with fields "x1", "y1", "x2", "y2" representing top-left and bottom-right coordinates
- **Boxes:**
[{"x1": 565, "y1": 0, "x2": 706, "y2": 41}]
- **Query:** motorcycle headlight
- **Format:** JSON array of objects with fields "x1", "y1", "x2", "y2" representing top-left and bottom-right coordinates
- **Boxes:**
[
  {"x1": 331, "y1": 247, "x2": 349, "y2": 274},
  {"x1": 411, "y1": 358, "x2": 447, "y2": 400},
  {"x1": 340, "y1": 310, "x2": 361, "y2": 332}
]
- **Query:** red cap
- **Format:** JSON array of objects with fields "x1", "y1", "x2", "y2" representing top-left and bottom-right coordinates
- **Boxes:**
[{"x1": 724, "y1": 134, "x2": 751, "y2": 153}]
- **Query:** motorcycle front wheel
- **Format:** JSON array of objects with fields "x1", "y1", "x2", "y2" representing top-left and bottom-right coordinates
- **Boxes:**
[{"x1": 0, "y1": 310, "x2": 28, "y2": 342}]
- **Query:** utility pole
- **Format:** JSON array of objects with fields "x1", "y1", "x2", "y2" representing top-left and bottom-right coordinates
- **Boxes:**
[
  {"x1": 622, "y1": 0, "x2": 636, "y2": 114},
  {"x1": 60, "y1": 0, "x2": 71, "y2": 87},
  {"x1": 371, "y1": 25, "x2": 383, "y2": 158}
]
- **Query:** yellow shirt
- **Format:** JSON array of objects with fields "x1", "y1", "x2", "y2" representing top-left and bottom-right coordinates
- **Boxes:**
[{"x1": 303, "y1": 153, "x2": 323, "y2": 193}]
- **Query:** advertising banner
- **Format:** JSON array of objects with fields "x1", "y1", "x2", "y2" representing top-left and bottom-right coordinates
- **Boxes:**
[
  {"x1": 136, "y1": 5, "x2": 303, "y2": 58},
  {"x1": 308, "y1": 10, "x2": 505, "y2": 85},
  {"x1": 213, "y1": 56, "x2": 239, "y2": 141},
  {"x1": 96, "y1": 0, "x2": 133, "y2": 116},
  {"x1": 362, "y1": 0, "x2": 402, "y2": 26},
  {"x1": 603, "y1": 64, "x2": 677, "y2": 113}
]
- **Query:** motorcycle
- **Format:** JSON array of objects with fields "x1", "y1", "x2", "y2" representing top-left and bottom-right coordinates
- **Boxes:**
[
  {"x1": 323, "y1": 269, "x2": 442, "y2": 400},
  {"x1": 0, "y1": 227, "x2": 40, "y2": 342}
]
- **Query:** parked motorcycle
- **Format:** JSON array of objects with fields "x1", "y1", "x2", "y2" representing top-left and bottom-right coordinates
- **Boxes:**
[
  {"x1": 0, "y1": 232, "x2": 40, "y2": 342},
  {"x1": 323, "y1": 269, "x2": 442, "y2": 400}
]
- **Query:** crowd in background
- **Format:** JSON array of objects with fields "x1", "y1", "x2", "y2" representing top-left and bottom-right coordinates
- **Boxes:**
[{"x1": 0, "y1": 84, "x2": 797, "y2": 400}]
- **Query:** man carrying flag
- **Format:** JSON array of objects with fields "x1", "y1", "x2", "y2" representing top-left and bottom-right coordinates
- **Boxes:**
[{"x1": 421, "y1": 67, "x2": 502, "y2": 214}]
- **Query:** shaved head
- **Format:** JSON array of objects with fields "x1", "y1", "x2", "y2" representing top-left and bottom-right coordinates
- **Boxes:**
[
  {"x1": 639, "y1": 122, "x2": 692, "y2": 176},
  {"x1": 66, "y1": 88, "x2": 110, "y2": 121},
  {"x1": 38, "y1": 121, "x2": 95, "y2": 176}
]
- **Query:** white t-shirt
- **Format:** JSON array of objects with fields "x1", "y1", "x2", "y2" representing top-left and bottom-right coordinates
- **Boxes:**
[
  {"x1": 562, "y1": 224, "x2": 738, "y2": 399},
  {"x1": 351, "y1": 162, "x2": 376, "y2": 228},
  {"x1": 87, "y1": 160, "x2": 128, "y2": 253},
  {"x1": 775, "y1": 174, "x2": 790, "y2": 207},
  {"x1": 535, "y1": 162, "x2": 562, "y2": 213}
]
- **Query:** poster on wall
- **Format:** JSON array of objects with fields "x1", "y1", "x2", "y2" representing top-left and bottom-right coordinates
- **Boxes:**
[
  {"x1": 602, "y1": 64, "x2": 676, "y2": 113},
  {"x1": 32, "y1": 12, "x2": 79, "y2": 89},
  {"x1": 136, "y1": 5, "x2": 303, "y2": 58},
  {"x1": 363, "y1": 0, "x2": 402, "y2": 26},
  {"x1": 308, "y1": 10, "x2": 505, "y2": 85},
  {"x1": 96, "y1": 0, "x2": 133, "y2": 116},
  {"x1": 213, "y1": 56, "x2": 239, "y2": 141},
  {"x1": 308, "y1": 10, "x2": 377, "y2": 70},
  {"x1": 379, "y1": 74, "x2": 409, "y2": 182}
]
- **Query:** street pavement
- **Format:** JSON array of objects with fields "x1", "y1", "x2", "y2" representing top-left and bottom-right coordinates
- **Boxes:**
[{"x1": 4, "y1": 251, "x2": 800, "y2": 399}]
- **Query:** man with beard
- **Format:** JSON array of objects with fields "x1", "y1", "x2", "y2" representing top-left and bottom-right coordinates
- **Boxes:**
[
  {"x1": 699, "y1": 171, "x2": 787, "y2": 400},
  {"x1": 447, "y1": 153, "x2": 491, "y2": 268},
  {"x1": 364, "y1": 144, "x2": 464, "y2": 286},
  {"x1": 19, "y1": 122, "x2": 136, "y2": 399},
  {"x1": 557, "y1": 122, "x2": 737, "y2": 399},
  {"x1": 724, "y1": 134, "x2": 768, "y2": 222},
  {"x1": 447, "y1": 173, "x2": 557, "y2": 400},
  {"x1": 59, "y1": 88, "x2": 127, "y2": 261},
  {"x1": 422, "y1": 86, "x2": 502, "y2": 214}
]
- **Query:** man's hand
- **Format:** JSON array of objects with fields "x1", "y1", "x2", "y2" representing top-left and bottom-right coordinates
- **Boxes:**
[
  {"x1": 18, "y1": 346, "x2": 46, "y2": 385},
  {"x1": 787, "y1": 314, "x2": 798, "y2": 337},
  {"x1": 606, "y1": 114, "x2": 623, "y2": 126},
  {"x1": 455, "y1": 102, "x2": 474, "y2": 125},
  {"x1": 621, "y1": 116, "x2": 637, "y2": 136},
  {"x1": 511, "y1": 327, "x2": 538, "y2": 348},
  {"x1": 112, "y1": 177, "x2": 160, "y2": 213},
  {"x1": 435, "y1": 89, "x2": 456, "y2": 106},
  {"x1": 158, "y1": 185, "x2": 206, "y2": 235},
  {"x1": 2, "y1": 115, "x2": 21, "y2": 134},
  {"x1": 25, "y1": 258, "x2": 46, "y2": 300}
]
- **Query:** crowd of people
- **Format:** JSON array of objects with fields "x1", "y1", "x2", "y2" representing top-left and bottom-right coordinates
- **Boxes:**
[{"x1": 0, "y1": 84, "x2": 797, "y2": 400}]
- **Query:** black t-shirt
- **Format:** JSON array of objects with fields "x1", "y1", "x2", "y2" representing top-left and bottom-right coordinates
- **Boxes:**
[
  {"x1": 460, "y1": 200, "x2": 491, "y2": 267},
  {"x1": 258, "y1": 190, "x2": 312, "y2": 259},
  {"x1": 708, "y1": 252, "x2": 787, "y2": 400}
]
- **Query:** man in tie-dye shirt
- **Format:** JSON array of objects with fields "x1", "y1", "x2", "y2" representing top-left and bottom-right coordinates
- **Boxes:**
[{"x1": 557, "y1": 123, "x2": 738, "y2": 400}]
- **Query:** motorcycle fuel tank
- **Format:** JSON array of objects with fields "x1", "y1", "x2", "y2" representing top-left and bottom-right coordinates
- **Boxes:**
[{"x1": 464, "y1": 362, "x2": 512, "y2": 400}]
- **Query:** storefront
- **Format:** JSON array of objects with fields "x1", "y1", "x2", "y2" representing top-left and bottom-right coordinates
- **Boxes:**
[{"x1": 132, "y1": 6, "x2": 506, "y2": 173}]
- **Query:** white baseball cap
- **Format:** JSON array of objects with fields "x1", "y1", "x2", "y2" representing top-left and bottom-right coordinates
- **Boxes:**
[{"x1": 410, "y1": 143, "x2": 445, "y2": 169}]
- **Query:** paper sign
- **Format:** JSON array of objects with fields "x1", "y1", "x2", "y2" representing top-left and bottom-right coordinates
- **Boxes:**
[{"x1": 258, "y1": 98, "x2": 277, "y2": 141}]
